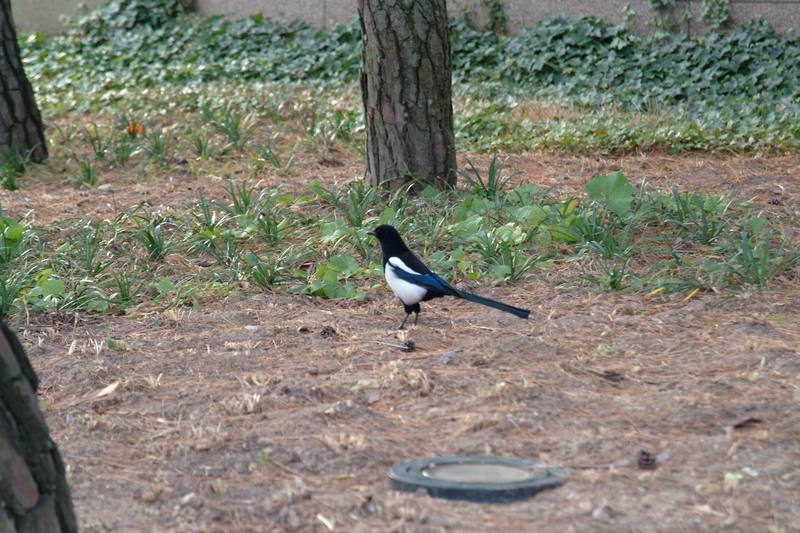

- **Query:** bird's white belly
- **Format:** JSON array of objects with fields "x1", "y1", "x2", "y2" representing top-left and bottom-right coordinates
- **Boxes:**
[{"x1": 385, "y1": 264, "x2": 427, "y2": 305}]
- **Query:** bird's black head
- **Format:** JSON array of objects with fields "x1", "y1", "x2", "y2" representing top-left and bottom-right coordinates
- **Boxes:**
[{"x1": 368, "y1": 224, "x2": 409, "y2": 259}]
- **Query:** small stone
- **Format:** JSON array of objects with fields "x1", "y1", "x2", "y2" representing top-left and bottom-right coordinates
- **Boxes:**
[
  {"x1": 350, "y1": 378, "x2": 379, "y2": 393},
  {"x1": 364, "y1": 389, "x2": 381, "y2": 404},
  {"x1": 320, "y1": 325, "x2": 337, "y2": 338},
  {"x1": 437, "y1": 351, "x2": 456, "y2": 365},
  {"x1": 209, "y1": 480, "x2": 226, "y2": 494},
  {"x1": 401, "y1": 340, "x2": 416, "y2": 352},
  {"x1": 602, "y1": 370, "x2": 624, "y2": 382},
  {"x1": 592, "y1": 505, "x2": 610, "y2": 520},
  {"x1": 287, "y1": 508, "x2": 301, "y2": 529},
  {"x1": 244, "y1": 325, "x2": 258, "y2": 332},
  {"x1": 638, "y1": 449, "x2": 657, "y2": 470},
  {"x1": 297, "y1": 326, "x2": 311, "y2": 334},
  {"x1": 141, "y1": 484, "x2": 167, "y2": 503}
]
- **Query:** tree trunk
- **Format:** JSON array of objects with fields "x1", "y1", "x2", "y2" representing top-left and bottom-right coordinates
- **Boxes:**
[
  {"x1": 0, "y1": 0, "x2": 47, "y2": 163},
  {"x1": 0, "y1": 321, "x2": 77, "y2": 532},
  {"x1": 358, "y1": 0, "x2": 456, "y2": 190}
]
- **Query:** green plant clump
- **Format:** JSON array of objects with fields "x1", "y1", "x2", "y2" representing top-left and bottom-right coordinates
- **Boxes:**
[
  {"x1": 0, "y1": 170, "x2": 796, "y2": 319},
  {"x1": 21, "y1": 2, "x2": 800, "y2": 153}
]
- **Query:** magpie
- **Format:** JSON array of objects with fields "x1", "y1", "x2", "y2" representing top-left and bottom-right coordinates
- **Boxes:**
[{"x1": 368, "y1": 224, "x2": 530, "y2": 329}]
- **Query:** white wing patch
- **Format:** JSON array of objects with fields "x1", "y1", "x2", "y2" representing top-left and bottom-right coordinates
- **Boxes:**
[{"x1": 385, "y1": 257, "x2": 427, "y2": 306}]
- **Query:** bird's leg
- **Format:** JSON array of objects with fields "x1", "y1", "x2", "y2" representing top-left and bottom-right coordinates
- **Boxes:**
[
  {"x1": 398, "y1": 312, "x2": 411, "y2": 330},
  {"x1": 413, "y1": 312, "x2": 419, "y2": 325}
]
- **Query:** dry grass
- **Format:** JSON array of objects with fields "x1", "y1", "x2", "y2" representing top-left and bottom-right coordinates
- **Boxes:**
[{"x1": 4, "y1": 153, "x2": 800, "y2": 531}]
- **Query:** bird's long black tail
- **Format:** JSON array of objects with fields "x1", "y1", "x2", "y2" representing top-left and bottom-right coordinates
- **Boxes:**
[{"x1": 457, "y1": 291, "x2": 530, "y2": 319}]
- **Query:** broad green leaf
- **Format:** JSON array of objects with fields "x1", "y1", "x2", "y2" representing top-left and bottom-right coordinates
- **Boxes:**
[
  {"x1": 327, "y1": 255, "x2": 359, "y2": 277},
  {"x1": 585, "y1": 172, "x2": 636, "y2": 218},
  {"x1": 40, "y1": 279, "x2": 65, "y2": 297},
  {"x1": 155, "y1": 277, "x2": 175, "y2": 294},
  {"x1": 548, "y1": 224, "x2": 580, "y2": 243},
  {"x1": 495, "y1": 223, "x2": 526, "y2": 245},
  {"x1": 0, "y1": 218, "x2": 23, "y2": 241},
  {"x1": 513, "y1": 206, "x2": 548, "y2": 228},
  {"x1": 378, "y1": 207, "x2": 397, "y2": 225}
]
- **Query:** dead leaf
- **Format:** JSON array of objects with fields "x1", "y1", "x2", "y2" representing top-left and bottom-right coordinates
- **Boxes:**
[
  {"x1": 602, "y1": 370, "x2": 625, "y2": 382},
  {"x1": 95, "y1": 381, "x2": 119, "y2": 398},
  {"x1": 644, "y1": 287, "x2": 664, "y2": 299},
  {"x1": 730, "y1": 417, "x2": 763, "y2": 430},
  {"x1": 692, "y1": 504, "x2": 725, "y2": 517},
  {"x1": 683, "y1": 288, "x2": 700, "y2": 302},
  {"x1": 317, "y1": 513, "x2": 334, "y2": 531}
]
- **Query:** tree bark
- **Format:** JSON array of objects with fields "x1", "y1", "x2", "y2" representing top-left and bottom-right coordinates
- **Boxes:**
[
  {"x1": 358, "y1": 0, "x2": 456, "y2": 190},
  {"x1": 0, "y1": 0, "x2": 47, "y2": 163},
  {"x1": 0, "y1": 321, "x2": 77, "y2": 532}
]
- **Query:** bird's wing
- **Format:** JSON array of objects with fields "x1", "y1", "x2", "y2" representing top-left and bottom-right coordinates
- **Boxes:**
[
  {"x1": 395, "y1": 250, "x2": 433, "y2": 274},
  {"x1": 387, "y1": 257, "x2": 458, "y2": 296}
]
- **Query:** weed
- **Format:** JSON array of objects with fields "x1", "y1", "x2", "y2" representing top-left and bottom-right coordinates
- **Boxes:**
[
  {"x1": 188, "y1": 192, "x2": 238, "y2": 266},
  {"x1": 721, "y1": 219, "x2": 799, "y2": 286},
  {"x1": 256, "y1": 143, "x2": 297, "y2": 175},
  {"x1": 457, "y1": 154, "x2": 515, "y2": 200},
  {"x1": 106, "y1": 338, "x2": 127, "y2": 352},
  {"x1": 111, "y1": 134, "x2": 139, "y2": 165},
  {"x1": 78, "y1": 161, "x2": 98, "y2": 187},
  {"x1": 108, "y1": 274, "x2": 142, "y2": 306},
  {"x1": 224, "y1": 180, "x2": 262, "y2": 218},
  {"x1": 306, "y1": 109, "x2": 358, "y2": 158},
  {"x1": 72, "y1": 222, "x2": 112, "y2": 276},
  {"x1": 201, "y1": 101, "x2": 254, "y2": 151},
  {"x1": 191, "y1": 130, "x2": 216, "y2": 159},
  {"x1": 310, "y1": 180, "x2": 378, "y2": 228},
  {"x1": 145, "y1": 129, "x2": 168, "y2": 163},
  {"x1": 82, "y1": 124, "x2": 109, "y2": 160},
  {"x1": 247, "y1": 249, "x2": 300, "y2": 289},
  {"x1": 666, "y1": 188, "x2": 731, "y2": 244},
  {"x1": 0, "y1": 267, "x2": 33, "y2": 318},
  {"x1": 583, "y1": 258, "x2": 632, "y2": 291},
  {"x1": 52, "y1": 123, "x2": 78, "y2": 145},
  {"x1": 133, "y1": 215, "x2": 171, "y2": 261},
  {"x1": 0, "y1": 148, "x2": 29, "y2": 191}
]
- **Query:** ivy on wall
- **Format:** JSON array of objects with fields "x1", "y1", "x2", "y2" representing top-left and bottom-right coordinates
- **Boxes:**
[
  {"x1": 700, "y1": 0, "x2": 731, "y2": 29},
  {"x1": 476, "y1": 0, "x2": 732, "y2": 34},
  {"x1": 649, "y1": 0, "x2": 732, "y2": 30},
  {"x1": 484, "y1": 0, "x2": 508, "y2": 34}
]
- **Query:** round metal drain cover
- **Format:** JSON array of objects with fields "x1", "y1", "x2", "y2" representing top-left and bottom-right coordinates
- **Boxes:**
[{"x1": 389, "y1": 456, "x2": 566, "y2": 503}]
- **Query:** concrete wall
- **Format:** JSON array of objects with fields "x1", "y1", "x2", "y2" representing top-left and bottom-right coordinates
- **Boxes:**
[
  {"x1": 10, "y1": 0, "x2": 104, "y2": 34},
  {"x1": 10, "y1": 0, "x2": 800, "y2": 35},
  {"x1": 195, "y1": 0, "x2": 800, "y2": 35}
]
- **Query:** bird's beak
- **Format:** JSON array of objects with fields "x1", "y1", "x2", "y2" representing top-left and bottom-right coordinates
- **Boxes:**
[{"x1": 367, "y1": 230, "x2": 376, "y2": 237}]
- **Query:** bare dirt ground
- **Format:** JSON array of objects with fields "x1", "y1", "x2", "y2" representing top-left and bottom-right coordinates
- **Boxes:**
[{"x1": 4, "y1": 153, "x2": 800, "y2": 532}]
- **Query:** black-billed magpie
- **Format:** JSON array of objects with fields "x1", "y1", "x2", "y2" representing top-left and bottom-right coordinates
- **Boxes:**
[{"x1": 368, "y1": 224, "x2": 530, "y2": 329}]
